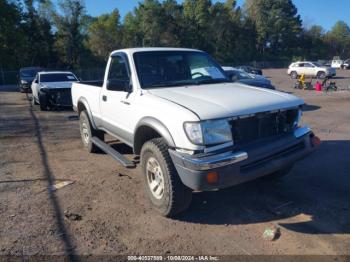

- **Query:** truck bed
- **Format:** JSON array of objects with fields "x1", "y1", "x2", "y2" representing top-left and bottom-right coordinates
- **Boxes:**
[
  {"x1": 71, "y1": 81, "x2": 103, "y2": 118},
  {"x1": 79, "y1": 80, "x2": 103, "y2": 87}
]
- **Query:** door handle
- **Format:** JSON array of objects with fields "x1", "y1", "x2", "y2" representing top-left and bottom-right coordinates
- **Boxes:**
[{"x1": 102, "y1": 95, "x2": 107, "y2": 102}]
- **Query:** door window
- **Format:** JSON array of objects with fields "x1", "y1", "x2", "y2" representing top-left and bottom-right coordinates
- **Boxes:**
[{"x1": 107, "y1": 55, "x2": 130, "y2": 91}]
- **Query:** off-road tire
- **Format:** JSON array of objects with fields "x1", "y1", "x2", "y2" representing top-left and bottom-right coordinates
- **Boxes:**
[
  {"x1": 79, "y1": 110, "x2": 104, "y2": 153},
  {"x1": 290, "y1": 71, "x2": 298, "y2": 79},
  {"x1": 141, "y1": 138, "x2": 192, "y2": 217}
]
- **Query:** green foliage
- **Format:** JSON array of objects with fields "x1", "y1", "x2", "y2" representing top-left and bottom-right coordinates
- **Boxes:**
[
  {"x1": 1, "y1": 0, "x2": 350, "y2": 71},
  {"x1": 325, "y1": 21, "x2": 350, "y2": 58},
  {"x1": 245, "y1": 0, "x2": 302, "y2": 55},
  {"x1": 53, "y1": 0, "x2": 89, "y2": 68},
  {"x1": 22, "y1": 0, "x2": 55, "y2": 67},
  {"x1": 87, "y1": 9, "x2": 123, "y2": 59},
  {"x1": 0, "y1": 0, "x2": 26, "y2": 69}
]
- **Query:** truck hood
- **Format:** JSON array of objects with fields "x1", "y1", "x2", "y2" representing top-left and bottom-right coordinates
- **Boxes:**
[
  {"x1": 148, "y1": 83, "x2": 304, "y2": 120},
  {"x1": 41, "y1": 81, "x2": 76, "y2": 89},
  {"x1": 237, "y1": 78, "x2": 274, "y2": 89}
]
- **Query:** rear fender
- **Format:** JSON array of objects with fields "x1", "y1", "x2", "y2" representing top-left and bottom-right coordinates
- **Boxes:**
[{"x1": 77, "y1": 97, "x2": 97, "y2": 129}]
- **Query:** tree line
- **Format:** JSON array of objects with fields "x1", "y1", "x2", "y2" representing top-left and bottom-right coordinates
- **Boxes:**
[{"x1": 1, "y1": 0, "x2": 350, "y2": 71}]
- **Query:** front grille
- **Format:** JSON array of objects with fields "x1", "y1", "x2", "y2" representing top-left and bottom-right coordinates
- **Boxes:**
[
  {"x1": 231, "y1": 109, "x2": 298, "y2": 145},
  {"x1": 47, "y1": 89, "x2": 72, "y2": 106}
]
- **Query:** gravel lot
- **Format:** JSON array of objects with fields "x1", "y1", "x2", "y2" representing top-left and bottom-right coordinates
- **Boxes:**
[{"x1": 0, "y1": 69, "x2": 350, "y2": 257}]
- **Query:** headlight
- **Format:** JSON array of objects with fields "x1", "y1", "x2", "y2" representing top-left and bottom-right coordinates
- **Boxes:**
[
  {"x1": 184, "y1": 119, "x2": 232, "y2": 145},
  {"x1": 21, "y1": 80, "x2": 28, "y2": 84}
]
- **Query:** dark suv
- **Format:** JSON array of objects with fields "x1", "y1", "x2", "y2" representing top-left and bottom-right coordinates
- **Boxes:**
[{"x1": 18, "y1": 67, "x2": 43, "y2": 93}]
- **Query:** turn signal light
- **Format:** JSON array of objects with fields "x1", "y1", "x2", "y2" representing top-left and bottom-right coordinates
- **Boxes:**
[
  {"x1": 311, "y1": 135, "x2": 321, "y2": 147},
  {"x1": 207, "y1": 172, "x2": 219, "y2": 184}
]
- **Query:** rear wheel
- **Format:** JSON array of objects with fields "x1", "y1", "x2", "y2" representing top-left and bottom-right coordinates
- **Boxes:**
[
  {"x1": 317, "y1": 71, "x2": 326, "y2": 79},
  {"x1": 79, "y1": 110, "x2": 104, "y2": 153},
  {"x1": 141, "y1": 138, "x2": 192, "y2": 217},
  {"x1": 290, "y1": 71, "x2": 298, "y2": 79}
]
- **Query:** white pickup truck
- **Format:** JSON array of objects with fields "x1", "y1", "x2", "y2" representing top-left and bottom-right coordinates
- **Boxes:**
[{"x1": 72, "y1": 48, "x2": 319, "y2": 217}]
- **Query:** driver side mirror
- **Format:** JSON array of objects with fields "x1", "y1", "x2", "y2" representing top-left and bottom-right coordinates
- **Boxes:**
[
  {"x1": 107, "y1": 79, "x2": 132, "y2": 92},
  {"x1": 34, "y1": 79, "x2": 38, "y2": 84}
]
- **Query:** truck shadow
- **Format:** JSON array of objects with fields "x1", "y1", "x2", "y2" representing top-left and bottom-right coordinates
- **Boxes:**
[
  {"x1": 176, "y1": 140, "x2": 350, "y2": 235},
  {"x1": 27, "y1": 94, "x2": 78, "y2": 260}
]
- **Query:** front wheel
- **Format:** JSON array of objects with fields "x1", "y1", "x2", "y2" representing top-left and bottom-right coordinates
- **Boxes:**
[
  {"x1": 290, "y1": 71, "x2": 298, "y2": 79},
  {"x1": 39, "y1": 92, "x2": 48, "y2": 111},
  {"x1": 141, "y1": 138, "x2": 192, "y2": 217}
]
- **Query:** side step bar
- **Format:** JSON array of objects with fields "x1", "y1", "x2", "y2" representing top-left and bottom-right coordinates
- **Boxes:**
[{"x1": 91, "y1": 137, "x2": 136, "y2": 168}]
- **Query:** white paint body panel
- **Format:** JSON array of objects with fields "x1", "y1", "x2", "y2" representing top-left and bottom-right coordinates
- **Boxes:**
[
  {"x1": 72, "y1": 48, "x2": 305, "y2": 151},
  {"x1": 31, "y1": 71, "x2": 77, "y2": 102}
]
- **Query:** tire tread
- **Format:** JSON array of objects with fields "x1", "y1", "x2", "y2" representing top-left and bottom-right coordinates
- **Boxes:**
[{"x1": 141, "y1": 138, "x2": 192, "y2": 217}]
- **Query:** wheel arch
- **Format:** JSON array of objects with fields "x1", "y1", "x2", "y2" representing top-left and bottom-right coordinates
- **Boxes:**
[
  {"x1": 134, "y1": 117, "x2": 176, "y2": 155},
  {"x1": 317, "y1": 70, "x2": 326, "y2": 78},
  {"x1": 77, "y1": 97, "x2": 97, "y2": 129}
]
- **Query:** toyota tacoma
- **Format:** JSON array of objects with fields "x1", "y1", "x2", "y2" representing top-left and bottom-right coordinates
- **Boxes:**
[{"x1": 72, "y1": 48, "x2": 319, "y2": 217}]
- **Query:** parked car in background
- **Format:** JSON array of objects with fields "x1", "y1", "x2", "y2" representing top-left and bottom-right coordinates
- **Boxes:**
[
  {"x1": 322, "y1": 60, "x2": 332, "y2": 67},
  {"x1": 237, "y1": 65, "x2": 263, "y2": 76},
  {"x1": 18, "y1": 67, "x2": 43, "y2": 93},
  {"x1": 31, "y1": 71, "x2": 79, "y2": 111},
  {"x1": 331, "y1": 59, "x2": 343, "y2": 69},
  {"x1": 222, "y1": 66, "x2": 275, "y2": 89},
  {"x1": 287, "y1": 61, "x2": 336, "y2": 79},
  {"x1": 72, "y1": 47, "x2": 318, "y2": 217},
  {"x1": 341, "y1": 59, "x2": 350, "y2": 69}
]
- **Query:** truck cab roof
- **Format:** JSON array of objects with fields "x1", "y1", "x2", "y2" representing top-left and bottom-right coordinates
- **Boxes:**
[{"x1": 110, "y1": 47, "x2": 203, "y2": 56}]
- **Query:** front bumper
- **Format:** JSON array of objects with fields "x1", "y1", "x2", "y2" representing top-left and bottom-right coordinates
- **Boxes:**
[
  {"x1": 20, "y1": 82, "x2": 32, "y2": 91},
  {"x1": 41, "y1": 88, "x2": 72, "y2": 107},
  {"x1": 169, "y1": 127, "x2": 316, "y2": 191}
]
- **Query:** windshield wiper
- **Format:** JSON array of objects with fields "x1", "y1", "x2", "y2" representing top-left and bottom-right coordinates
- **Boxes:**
[
  {"x1": 146, "y1": 80, "x2": 198, "y2": 88},
  {"x1": 194, "y1": 78, "x2": 229, "y2": 85}
]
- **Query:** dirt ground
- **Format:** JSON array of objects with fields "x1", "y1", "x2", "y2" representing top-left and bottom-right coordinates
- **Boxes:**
[{"x1": 0, "y1": 69, "x2": 350, "y2": 257}]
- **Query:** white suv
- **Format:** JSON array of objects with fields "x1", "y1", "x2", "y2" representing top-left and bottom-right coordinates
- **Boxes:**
[{"x1": 287, "y1": 61, "x2": 336, "y2": 79}]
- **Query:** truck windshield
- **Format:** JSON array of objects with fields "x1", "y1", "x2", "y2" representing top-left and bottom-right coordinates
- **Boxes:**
[
  {"x1": 133, "y1": 51, "x2": 229, "y2": 89},
  {"x1": 40, "y1": 73, "x2": 78, "y2": 82}
]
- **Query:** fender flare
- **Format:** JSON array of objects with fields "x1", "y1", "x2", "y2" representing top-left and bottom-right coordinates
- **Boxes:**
[
  {"x1": 134, "y1": 117, "x2": 176, "y2": 153},
  {"x1": 77, "y1": 97, "x2": 97, "y2": 129}
]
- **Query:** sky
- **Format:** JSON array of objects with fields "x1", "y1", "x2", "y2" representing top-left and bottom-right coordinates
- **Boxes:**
[{"x1": 79, "y1": 0, "x2": 350, "y2": 31}]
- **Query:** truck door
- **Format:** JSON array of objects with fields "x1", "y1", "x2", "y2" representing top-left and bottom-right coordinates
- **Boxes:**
[{"x1": 100, "y1": 53, "x2": 135, "y2": 146}]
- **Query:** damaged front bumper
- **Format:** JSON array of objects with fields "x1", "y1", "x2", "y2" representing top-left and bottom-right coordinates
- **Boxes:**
[
  {"x1": 169, "y1": 126, "x2": 318, "y2": 191},
  {"x1": 40, "y1": 88, "x2": 72, "y2": 107}
]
